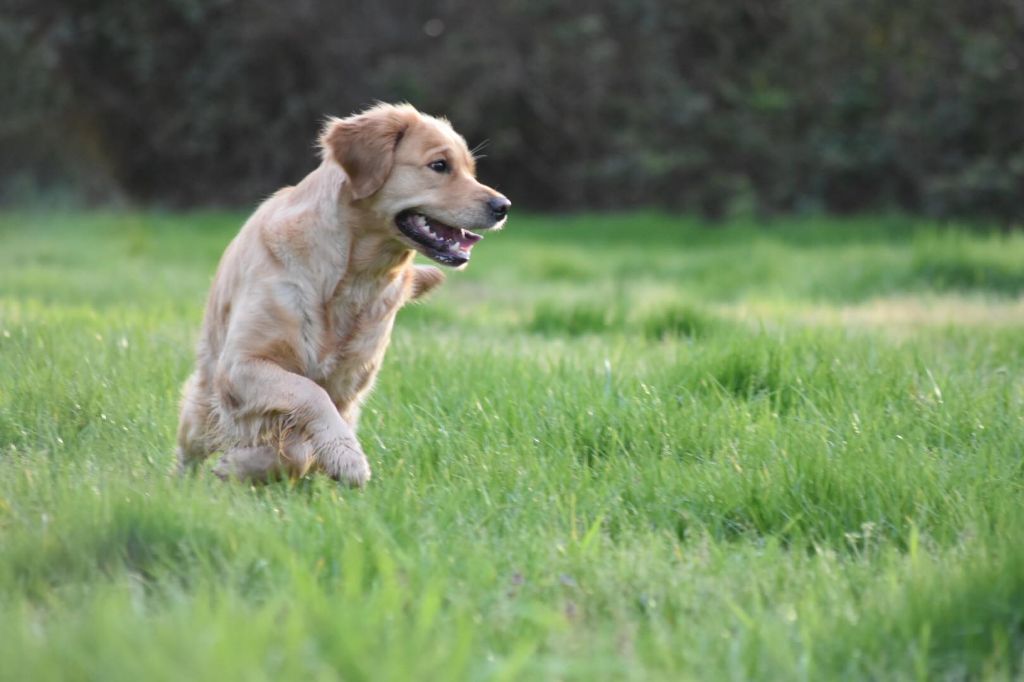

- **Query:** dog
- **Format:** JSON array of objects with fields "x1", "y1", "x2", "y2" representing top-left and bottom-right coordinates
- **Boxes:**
[{"x1": 175, "y1": 103, "x2": 510, "y2": 486}]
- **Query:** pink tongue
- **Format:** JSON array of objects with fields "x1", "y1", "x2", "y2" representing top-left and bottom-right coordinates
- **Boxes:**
[{"x1": 432, "y1": 221, "x2": 482, "y2": 249}]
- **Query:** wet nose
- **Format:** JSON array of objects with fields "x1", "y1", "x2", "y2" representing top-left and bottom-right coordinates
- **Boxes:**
[{"x1": 487, "y1": 195, "x2": 511, "y2": 220}]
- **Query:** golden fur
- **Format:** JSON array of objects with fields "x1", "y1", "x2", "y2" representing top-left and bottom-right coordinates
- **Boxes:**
[{"x1": 176, "y1": 103, "x2": 508, "y2": 485}]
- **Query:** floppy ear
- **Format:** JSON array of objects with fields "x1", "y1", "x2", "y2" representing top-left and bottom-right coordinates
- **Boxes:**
[{"x1": 321, "y1": 106, "x2": 411, "y2": 200}]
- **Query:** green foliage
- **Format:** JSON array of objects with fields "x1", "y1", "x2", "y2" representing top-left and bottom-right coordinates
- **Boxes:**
[
  {"x1": 641, "y1": 303, "x2": 718, "y2": 340},
  {"x1": 910, "y1": 232, "x2": 1024, "y2": 294},
  {"x1": 1, "y1": 211, "x2": 1024, "y2": 679},
  {"x1": 4, "y1": 1, "x2": 1024, "y2": 220},
  {"x1": 528, "y1": 301, "x2": 623, "y2": 336}
]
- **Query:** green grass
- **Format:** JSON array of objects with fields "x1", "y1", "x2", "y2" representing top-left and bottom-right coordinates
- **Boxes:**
[{"x1": 1, "y1": 210, "x2": 1023, "y2": 680}]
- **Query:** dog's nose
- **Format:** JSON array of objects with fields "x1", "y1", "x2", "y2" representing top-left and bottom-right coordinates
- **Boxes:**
[{"x1": 488, "y1": 196, "x2": 511, "y2": 220}]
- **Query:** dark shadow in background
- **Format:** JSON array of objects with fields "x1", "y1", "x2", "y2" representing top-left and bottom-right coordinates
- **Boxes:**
[{"x1": 3, "y1": 0, "x2": 1023, "y2": 222}]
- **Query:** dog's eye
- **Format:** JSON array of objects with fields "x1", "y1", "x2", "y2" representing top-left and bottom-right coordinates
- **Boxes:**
[{"x1": 428, "y1": 159, "x2": 449, "y2": 173}]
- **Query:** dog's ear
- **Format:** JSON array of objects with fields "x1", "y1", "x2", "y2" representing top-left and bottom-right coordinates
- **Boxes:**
[
  {"x1": 410, "y1": 265, "x2": 445, "y2": 299},
  {"x1": 321, "y1": 105, "x2": 412, "y2": 200}
]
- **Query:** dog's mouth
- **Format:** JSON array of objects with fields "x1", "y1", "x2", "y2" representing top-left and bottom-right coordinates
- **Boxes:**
[{"x1": 395, "y1": 210, "x2": 484, "y2": 267}]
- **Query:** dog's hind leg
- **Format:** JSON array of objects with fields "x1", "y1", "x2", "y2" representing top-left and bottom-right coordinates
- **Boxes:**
[
  {"x1": 176, "y1": 372, "x2": 216, "y2": 474},
  {"x1": 212, "y1": 433, "x2": 315, "y2": 483},
  {"x1": 212, "y1": 446, "x2": 282, "y2": 483}
]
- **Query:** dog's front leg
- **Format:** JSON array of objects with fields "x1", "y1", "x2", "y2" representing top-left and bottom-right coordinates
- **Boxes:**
[{"x1": 220, "y1": 359, "x2": 371, "y2": 487}]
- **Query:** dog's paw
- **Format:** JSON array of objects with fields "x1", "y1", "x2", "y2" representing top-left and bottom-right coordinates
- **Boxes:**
[
  {"x1": 212, "y1": 446, "x2": 283, "y2": 484},
  {"x1": 211, "y1": 455, "x2": 233, "y2": 481},
  {"x1": 333, "y1": 453, "x2": 372, "y2": 488},
  {"x1": 410, "y1": 265, "x2": 445, "y2": 299},
  {"x1": 318, "y1": 438, "x2": 372, "y2": 488}
]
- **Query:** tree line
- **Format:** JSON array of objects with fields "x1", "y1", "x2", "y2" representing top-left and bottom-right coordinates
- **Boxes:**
[{"x1": 4, "y1": 0, "x2": 1023, "y2": 221}]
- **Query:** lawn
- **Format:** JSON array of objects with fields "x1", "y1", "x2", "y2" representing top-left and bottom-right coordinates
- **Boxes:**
[{"x1": 0, "y1": 211, "x2": 1022, "y2": 680}]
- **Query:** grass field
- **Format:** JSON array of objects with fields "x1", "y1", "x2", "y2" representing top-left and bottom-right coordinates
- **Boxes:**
[{"x1": 1, "y1": 211, "x2": 1023, "y2": 680}]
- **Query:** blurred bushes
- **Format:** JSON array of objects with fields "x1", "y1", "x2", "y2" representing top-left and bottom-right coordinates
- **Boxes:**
[{"x1": 3, "y1": 0, "x2": 1024, "y2": 220}]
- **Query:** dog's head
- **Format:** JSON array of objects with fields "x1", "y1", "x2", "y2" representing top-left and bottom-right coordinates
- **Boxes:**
[{"x1": 321, "y1": 103, "x2": 510, "y2": 268}]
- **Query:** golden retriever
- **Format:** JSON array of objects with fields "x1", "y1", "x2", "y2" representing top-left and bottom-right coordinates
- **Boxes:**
[{"x1": 175, "y1": 103, "x2": 510, "y2": 486}]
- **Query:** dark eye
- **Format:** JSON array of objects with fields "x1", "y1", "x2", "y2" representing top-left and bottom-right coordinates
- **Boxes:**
[{"x1": 428, "y1": 159, "x2": 449, "y2": 173}]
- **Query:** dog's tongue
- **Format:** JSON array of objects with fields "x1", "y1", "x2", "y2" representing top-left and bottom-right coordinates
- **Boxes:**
[
  {"x1": 457, "y1": 229, "x2": 482, "y2": 249},
  {"x1": 431, "y1": 220, "x2": 481, "y2": 249}
]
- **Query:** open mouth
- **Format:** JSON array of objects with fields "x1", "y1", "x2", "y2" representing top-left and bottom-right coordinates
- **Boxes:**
[{"x1": 395, "y1": 210, "x2": 483, "y2": 267}]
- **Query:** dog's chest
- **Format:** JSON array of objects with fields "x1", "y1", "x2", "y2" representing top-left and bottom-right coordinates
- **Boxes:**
[{"x1": 317, "y1": 273, "x2": 407, "y2": 406}]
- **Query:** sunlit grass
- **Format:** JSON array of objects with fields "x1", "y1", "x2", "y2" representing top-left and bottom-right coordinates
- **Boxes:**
[{"x1": 1, "y1": 211, "x2": 1022, "y2": 680}]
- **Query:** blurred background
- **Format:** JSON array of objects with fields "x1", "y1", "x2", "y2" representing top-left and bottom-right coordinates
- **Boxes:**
[{"x1": 3, "y1": 0, "x2": 1024, "y2": 221}]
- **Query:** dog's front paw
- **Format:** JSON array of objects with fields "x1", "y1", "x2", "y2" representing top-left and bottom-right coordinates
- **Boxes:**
[
  {"x1": 318, "y1": 438, "x2": 372, "y2": 488},
  {"x1": 332, "y1": 453, "x2": 372, "y2": 488}
]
